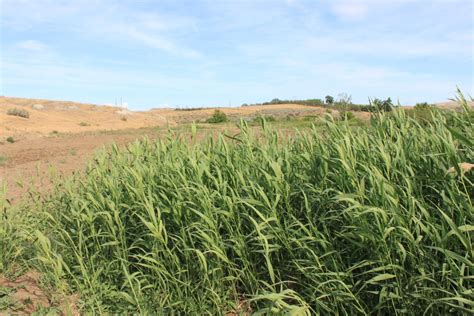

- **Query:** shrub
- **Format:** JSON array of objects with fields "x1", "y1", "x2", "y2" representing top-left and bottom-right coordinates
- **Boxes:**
[
  {"x1": 306, "y1": 99, "x2": 324, "y2": 106},
  {"x1": 7, "y1": 108, "x2": 29, "y2": 118},
  {"x1": 253, "y1": 115, "x2": 276, "y2": 123},
  {"x1": 206, "y1": 110, "x2": 228, "y2": 123},
  {"x1": 6, "y1": 137, "x2": 14, "y2": 143},
  {"x1": 261, "y1": 98, "x2": 324, "y2": 107},
  {"x1": 341, "y1": 111, "x2": 355, "y2": 120},
  {"x1": 415, "y1": 102, "x2": 433, "y2": 109},
  {"x1": 407, "y1": 102, "x2": 436, "y2": 125},
  {"x1": 78, "y1": 122, "x2": 91, "y2": 126},
  {"x1": 175, "y1": 107, "x2": 209, "y2": 111}
]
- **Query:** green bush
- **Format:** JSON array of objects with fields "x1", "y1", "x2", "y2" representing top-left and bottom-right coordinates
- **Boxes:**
[
  {"x1": 6, "y1": 137, "x2": 14, "y2": 143},
  {"x1": 261, "y1": 98, "x2": 324, "y2": 107},
  {"x1": 415, "y1": 102, "x2": 433, "y2": 109},
  {"x1": 341, "y1": 111, "x2": 355, "y2": 120},
  {"x1": 252, "y1": 115, "x2": 276, "y2": 123},
  {"x1": 406, "y1": 103, "x2": 436, "y2": 125},
  {"x1": 206, "y1": 110, "x2": 228, "y2": 123},
  {"x1": 7, "y1": 108, "x2": 29, "y2": 118}
]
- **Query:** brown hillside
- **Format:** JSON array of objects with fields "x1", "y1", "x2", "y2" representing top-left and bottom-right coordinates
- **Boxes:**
[
  {"x1": 0, "y1": 97, "x2": 172, "y2": 139},
  {"x1": 0, "y1": 96, "x2": 348, "y2": 140}
]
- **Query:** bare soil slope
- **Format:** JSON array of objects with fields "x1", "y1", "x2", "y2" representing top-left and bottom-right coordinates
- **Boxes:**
[
  {"x1": 434, "y1": 100, "x2": 474, "y2": 109},
  {"x1": 1, "y1": 96, "x2": 351, "y2": 140},
  {"x1": 0, "y1": 97, "x2": 172, "y2": 139}
]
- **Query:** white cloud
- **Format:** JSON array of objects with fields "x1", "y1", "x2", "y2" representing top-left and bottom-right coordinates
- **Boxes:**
[
  {"x1": 331, "y1": 2, "x2": 369, "y2": 21},
  {"x1": 124, "y1": 29, "x2": 201, "y2": 59},
  {"x1": 17, "y1": 40, "x2": 49, "y2": 51}
]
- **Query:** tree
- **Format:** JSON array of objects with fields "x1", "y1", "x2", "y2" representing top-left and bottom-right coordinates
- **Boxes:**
[{"x1": 325, "y1": 95, "x2": 334, "y2": 104}]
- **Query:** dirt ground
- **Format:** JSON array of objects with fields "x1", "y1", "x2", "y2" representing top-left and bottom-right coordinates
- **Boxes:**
[
  {"x1": 1, "y1": 128, "x2": 164, "y2": 204},
  {"x1": 0, "y1": 270, "x2": 79, "y2": 315}
]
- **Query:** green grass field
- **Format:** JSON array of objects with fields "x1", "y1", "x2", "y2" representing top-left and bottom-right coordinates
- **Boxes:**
[{"x1": 1, "y1": 94, "x2": 473, "y2": 314}]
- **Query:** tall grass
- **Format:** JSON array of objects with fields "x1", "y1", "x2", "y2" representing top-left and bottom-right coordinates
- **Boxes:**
[
  {"x1": 0, "y1": 185, "x2": 37, "y2": 275},
  {"x1": 3, "y1": 94, "x2": 473, "y2": 314}
]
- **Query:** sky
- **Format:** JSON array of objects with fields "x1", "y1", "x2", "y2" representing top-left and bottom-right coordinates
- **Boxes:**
[{"x1": 0, "y1": 0, "x2": 473, "y2": 110}]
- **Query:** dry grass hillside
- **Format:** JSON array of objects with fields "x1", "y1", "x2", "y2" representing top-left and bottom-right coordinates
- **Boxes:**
[
  {"x1": 0, "y1": 96, "x2": 344, "y2": 139},
  {"x1": 434, "y1": 100, "x2": 474, "y2": 109},
  {"x1": 0, "y1": 97, "x2": 172, "y2": 139},
  {"x1": 2, "y1": 96, "x2": 470, "y2": 141}
]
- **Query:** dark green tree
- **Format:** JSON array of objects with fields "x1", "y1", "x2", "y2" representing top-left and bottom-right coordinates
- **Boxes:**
[{"x1": 325, "y1": 95, "x2": 334, "y2": 104}]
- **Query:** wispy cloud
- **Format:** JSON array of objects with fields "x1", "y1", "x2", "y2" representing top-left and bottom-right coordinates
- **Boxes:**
[
  {"x1": 125, "y1": 29, "x2": 201, "y2": 58},
  {"x1": 2, "y1": 0, "x2": 202, "y2": 59},
  {"x1": 331, "y1": 2, "x2": 369, "y2": 21},
  {"x1": 16, "y1": 40, "x2": 49, "y2": 52}
]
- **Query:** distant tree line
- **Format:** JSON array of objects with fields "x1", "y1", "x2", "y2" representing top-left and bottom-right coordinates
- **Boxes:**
[{"x1": 242, "y1": 93, "x2": 398, "y2": 112}]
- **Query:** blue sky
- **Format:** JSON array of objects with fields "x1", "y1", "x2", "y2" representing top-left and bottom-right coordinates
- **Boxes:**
[{"x1": 1, "y1": 0, "x2": 473, "y2": 110}]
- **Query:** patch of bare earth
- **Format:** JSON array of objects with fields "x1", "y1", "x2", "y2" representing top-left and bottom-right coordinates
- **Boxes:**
[
  {"x1": 1, "y1": 128, "x2": 164, "y2": 203},
  {"x1": 0, "y1": 270, "x2": 79, "y2": 315}
]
